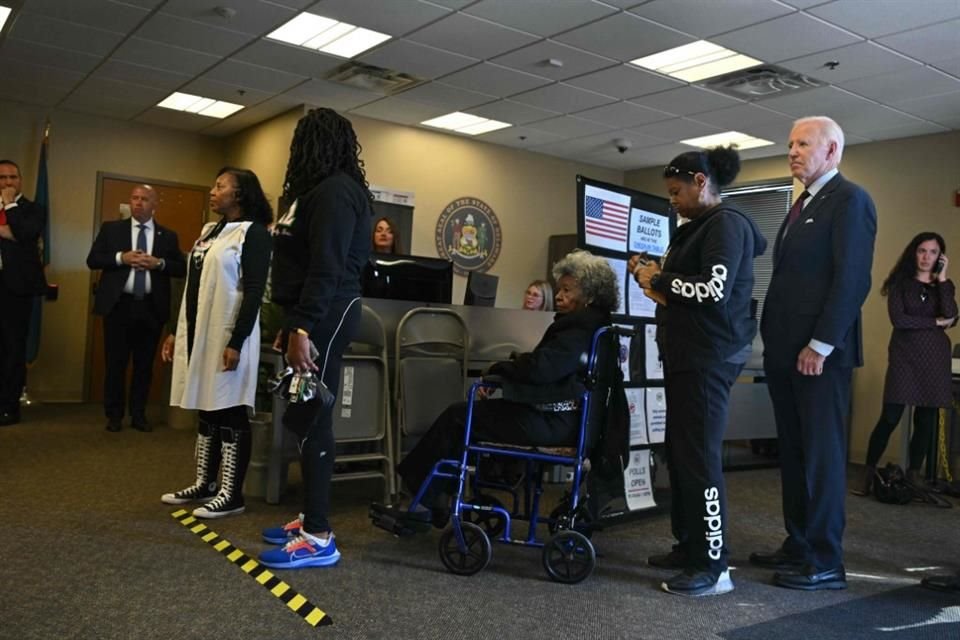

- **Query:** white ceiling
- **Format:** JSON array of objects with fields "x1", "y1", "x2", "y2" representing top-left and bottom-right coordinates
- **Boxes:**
[{"x1": 2, "y1": 0, "x2": 959, "y2": 170}]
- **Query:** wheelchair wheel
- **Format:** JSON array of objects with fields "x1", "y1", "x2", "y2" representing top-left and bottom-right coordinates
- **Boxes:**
[
  {"x1": 463, "y1": 494, "x2": 507, "y2": 538},
  {"x1": 547, "y1": 501, "x2": 593, "y2": 539},
  {"x1": 438, "y1": 522, "x2": 492, "y2": 576},
  {"x1": 542, "y1": 530, "x2": 596, "y2": 584}
]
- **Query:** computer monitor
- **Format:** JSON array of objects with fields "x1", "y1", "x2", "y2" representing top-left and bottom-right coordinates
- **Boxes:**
[
  {"x1": 463, "y1": 271, "x2": 498, "y2": 307},
  {"x1": 362, "y1": 254, "x2": 453, "y2": 304}
]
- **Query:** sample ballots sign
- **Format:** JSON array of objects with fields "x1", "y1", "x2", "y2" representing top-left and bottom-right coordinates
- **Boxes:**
[
  {"x1": 629, "y1": 208, "x2": 669, "y2": 256},
  {"x1": 584, "y1": 184, "x2": 630, "y2": 252}
]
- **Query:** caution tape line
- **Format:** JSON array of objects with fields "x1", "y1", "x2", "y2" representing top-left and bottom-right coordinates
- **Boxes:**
[{"x1": 170, "y1": 509, "x2": 332, "y2": 627}]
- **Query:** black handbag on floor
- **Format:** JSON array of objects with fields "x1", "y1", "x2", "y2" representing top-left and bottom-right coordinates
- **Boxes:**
[{"x1": 873, "y1": 464, "x2": 913, "y2": 505}]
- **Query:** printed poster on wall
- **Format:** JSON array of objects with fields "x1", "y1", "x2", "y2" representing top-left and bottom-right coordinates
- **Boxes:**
[
  {"x1": 628, "y1": 277, "x2": 657, "y2": 318},
  {"x1": 624, "y1": 449, "x2": 656, "y2": 511},
  {"x1": 629, "y1": 208, "x2": 670, "y2": 256},
  {"x1": 584, "y1": 184, "x2": 631, "y2": 253},
  {"x1": 616, "y1": 323, "x2": 632, "y2": 383},
  {"x1": 644, "y1": 324, "x2": 663, "y2": 380},
  {"x1": 645, "y1": 387, "x2": 666, "y2": 444},
  {"x1": 625, "y1": 387, "x2": 647, "y2": 446},
  {"x1": 603, "y1": 257, "x2": 628, "y2": 316}
]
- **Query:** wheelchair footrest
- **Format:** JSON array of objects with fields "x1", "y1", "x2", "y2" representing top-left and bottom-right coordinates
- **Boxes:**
[{"x1": 369, "y1": 503, "x2": 431, "y2": 537}]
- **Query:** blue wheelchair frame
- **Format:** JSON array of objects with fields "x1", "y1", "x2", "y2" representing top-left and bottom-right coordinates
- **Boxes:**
[{"x1": 412, "y1": 324, "x2": 635, "y2": 583}]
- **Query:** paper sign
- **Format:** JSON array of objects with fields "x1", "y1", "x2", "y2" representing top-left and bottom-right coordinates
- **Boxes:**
[
  {"x1": 603, "y1": 256, "x2": 628, "y2": 316},
  {"x1": 627, "y1": 276, "x2": 656, "y2": 318},
  {"x1": 629, "y1": 208, "x2": 669, "y2": 255},
  {"x1": 645, "y1": 387, "x2": 666, "y2": 444},
  {"x1": 625, "y1": 387, "x2": 647, "y2": 446},
  {"x1": 624, "y1": 449, "x2": 656, "y2": 511},
  {"x1": 644, "y1": 324, "x2": 663, "y2": 380}
]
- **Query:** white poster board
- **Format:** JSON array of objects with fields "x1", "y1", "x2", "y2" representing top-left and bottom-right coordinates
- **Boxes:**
[
  {"x1": 625, "y1": 387, "x2": 647, "y2": 446},
  {"x1": 644, "y1": 324, "x2": 663, "y2": 380},
  {"x1": 645, "y1": 387, "x2": 666, "y2": 444},
  {"x1": 629, "y1": 208, "x2": 670, "y2": 255},
  {"x1": 624, "y1": 449, "x2": 656, "y2": 511}
]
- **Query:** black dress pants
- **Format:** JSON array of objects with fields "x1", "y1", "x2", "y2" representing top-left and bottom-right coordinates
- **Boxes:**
[
  {"x1": 102, "y1": 295, "x2": 163, "y2": 420},
  {"x1": 0, "y1": 281, "x2": 33, "y2": 414},
  {"x1": 663, "y1": 361, "x2": 742, "y2": 576}
]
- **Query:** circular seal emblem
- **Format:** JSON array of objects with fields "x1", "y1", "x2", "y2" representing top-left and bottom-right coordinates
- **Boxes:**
[{"x1": 435, "y1": 197, "x2": 502, "y2": 276}]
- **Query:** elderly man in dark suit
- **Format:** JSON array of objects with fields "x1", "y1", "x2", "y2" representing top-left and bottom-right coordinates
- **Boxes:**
[
  {"x1": 0, "y1": 160, "x2": 47, "y2": 426},
  {"x1": 751, "y1": 116, "x2": 876, "y2": 591},
  {"x1": 87, "y1": 184, "x2": 185, "y2": 432}
]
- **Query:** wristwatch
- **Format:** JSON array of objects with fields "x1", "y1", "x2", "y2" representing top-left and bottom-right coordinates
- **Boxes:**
[{"x1": 649, "y1": 272, "x2": 662, "y2": 289}]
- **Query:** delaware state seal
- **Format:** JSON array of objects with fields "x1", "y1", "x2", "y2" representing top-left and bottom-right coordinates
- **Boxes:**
[{"x1": 435, "y1": 197, "x2": 502, "y2": 276}]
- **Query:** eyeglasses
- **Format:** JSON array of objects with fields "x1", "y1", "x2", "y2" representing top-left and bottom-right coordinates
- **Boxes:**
[{"x1": 663, "y1": 165, "x2": 698, "y2": 178}]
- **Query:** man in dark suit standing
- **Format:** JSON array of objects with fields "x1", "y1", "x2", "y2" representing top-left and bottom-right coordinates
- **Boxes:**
[
  {"x1": 0, "y1": 160, "x2": 47, "y2": 426},
  {"x1": 751, "y1": 116, "x2": 876, "y2": 591},
  {"x1": 87, "y1": 185, "x2": 185, "y2": 432}
]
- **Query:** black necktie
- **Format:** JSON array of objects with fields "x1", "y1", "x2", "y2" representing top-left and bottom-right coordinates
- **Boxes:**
[
  {"x1": 133, "y1": 223, "x2": 147, "y2": 299},
  {"x1": 786, "y1": 190, "x2": 810, "y2": 227}
]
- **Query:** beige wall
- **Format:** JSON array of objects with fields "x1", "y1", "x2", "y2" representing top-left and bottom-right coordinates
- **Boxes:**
[
  {"x1": 625, "y1": 130, "x2": 960, "y2": 464},
  {"x1": 0, "y1": 100, "x2": 224, "y2": 402},
  {"x1": 224, "y1": 108, "x2": 623, "y2": 305}
]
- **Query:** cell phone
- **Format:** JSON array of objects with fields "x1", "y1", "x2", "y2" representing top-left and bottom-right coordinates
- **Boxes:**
[{"x1": 933, "y1": 255, "x2": 946, "y2": 275}]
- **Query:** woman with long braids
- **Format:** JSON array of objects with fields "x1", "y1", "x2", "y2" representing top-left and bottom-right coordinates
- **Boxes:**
[
  {"x1": 258, "y1": 108, "x2": 373, "y2": 569},
  {"x1": 160, "y1": 167, "x2": 273, "y2": 518}
]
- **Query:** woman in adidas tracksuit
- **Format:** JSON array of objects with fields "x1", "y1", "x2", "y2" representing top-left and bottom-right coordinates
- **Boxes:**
[
  {"x1": 630, "y1": 146, "x2": 767, "y2": 597},
  {"x1": 258, "y1": 108, "x2": 373, "y2": 570}
]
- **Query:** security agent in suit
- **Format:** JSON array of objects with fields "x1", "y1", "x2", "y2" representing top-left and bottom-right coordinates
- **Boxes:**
[
  {"x1": 0, "y1": 160, "x2": 47, "y2": 426},
  {"x1": 751, "y1": 116, "x2": 876, "y2": 591},
  {"x1": 87, "y1": 185, "x2": 186, "y2": 432}
]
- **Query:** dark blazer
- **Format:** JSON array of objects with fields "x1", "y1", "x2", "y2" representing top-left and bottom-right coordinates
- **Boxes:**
[
  {"x1": 761, "y1": 173, "x2": 877, "y2": 370},
  {"x1": 86, "y1": 218, "x2": 186, "y2": 323},
  {"x1": 0, "y1": 196, "x2": 48, "y2": 296}
]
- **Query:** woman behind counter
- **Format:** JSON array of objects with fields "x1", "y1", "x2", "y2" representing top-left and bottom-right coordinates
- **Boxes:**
[
  {"x1": 853, "y1": 232, "x2": 957, "y2": 494},
  {"x1": 160, "y1": 167, "x2": 273, "y2": 519},
  {"x1": 372, "y1": 216, "x2": 403, "y2": 254},
  {"x1": 522, "y1": 279, "x2": 554, "y2": 311}
]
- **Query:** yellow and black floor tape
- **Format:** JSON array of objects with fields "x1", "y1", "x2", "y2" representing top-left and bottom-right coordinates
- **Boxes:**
[{"x1": 171, "y1": 509, "x2": 332, "y2": 627}]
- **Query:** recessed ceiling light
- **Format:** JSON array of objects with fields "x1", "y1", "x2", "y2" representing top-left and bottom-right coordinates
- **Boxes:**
[
  {"x1": 630, "y1": 40, "x2": 761, "y2": 83},
  {"x1": 157, "y1": 92, "x2": 244, "y2": 119},
  {"x1": 421, "y1": 111, "x2": 512, "y2": 136},
  {"x1": 267, "y1": 12, "x2": 391, "y2": 58},
  {"x1": 680, "y1": 131, "x2": 774, "y2": 150},
  {"x1": 0, "y1": 6, "x2": 12, "y2": 32}
]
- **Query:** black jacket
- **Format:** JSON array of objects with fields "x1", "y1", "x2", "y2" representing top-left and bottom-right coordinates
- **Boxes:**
[
  {"x1": 650, "y1": 203, "x2": 767, "y2": 371},
  {"x1": 270, "y1": 172, "x2": 373, "y2": 333},
  {"x1": 0, "y1": 195, "x2": 47, "y2": 296},
  {"x1": 488, "y1": 306, "x2": 611, "y2": 404}
]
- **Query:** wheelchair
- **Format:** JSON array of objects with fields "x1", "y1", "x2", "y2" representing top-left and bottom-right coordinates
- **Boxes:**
[{"x1": 371, "y1": 325, "x2": 652, "y2": 584}]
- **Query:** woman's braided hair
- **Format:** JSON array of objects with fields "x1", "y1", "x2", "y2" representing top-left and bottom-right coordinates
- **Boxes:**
[{"x1": 281, "y1": 107, "x2": 371, "y2": 204}]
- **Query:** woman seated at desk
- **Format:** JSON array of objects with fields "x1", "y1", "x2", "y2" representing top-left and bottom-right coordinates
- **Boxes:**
[
  {"x1": 371, "y1": 216, "x2": 403, "y2": 254},
  {"x1": 381, "y1": 250, "x2": 618, "y2": 524}
]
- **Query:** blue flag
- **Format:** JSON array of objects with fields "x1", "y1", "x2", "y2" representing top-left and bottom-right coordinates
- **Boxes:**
[{"x1": 25, "y1": 123, "x2": 50, "y2": 365}]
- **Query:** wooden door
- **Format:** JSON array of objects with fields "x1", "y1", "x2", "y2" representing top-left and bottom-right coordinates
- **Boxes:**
[{"x1": 87, "y1": 176, "x2": 208, "y2": 404}]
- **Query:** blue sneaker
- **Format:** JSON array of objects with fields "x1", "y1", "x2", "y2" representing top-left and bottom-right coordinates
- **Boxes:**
[
  {"x1": 259, "y1": 531, "x2": 341, "y2": 569},
  {"x1": 262, "y1": 513, "x2": 303, "y2": 544}
]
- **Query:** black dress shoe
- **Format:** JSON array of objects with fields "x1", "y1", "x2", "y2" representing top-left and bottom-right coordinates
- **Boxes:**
[
  {"x1": 105, "y1": 418, "x2": 122, "y2": 432},
  {"x1": 775, "y1": 565, "x2": 847, "y2": 591},
  {"x1": 749, "y1": 549, "x2": 805, "y2": 571},
  {"x1": 131, "y1": 417, "x2": 152, "y2": 432}
]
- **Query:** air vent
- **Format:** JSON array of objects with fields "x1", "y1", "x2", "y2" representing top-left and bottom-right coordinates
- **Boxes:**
[
  {"x1": 325, "y1": 61, "x2": 425, "y2": 95},
  {"x1": 696, "y1": 65, "x2": 825, "y2": 101}
]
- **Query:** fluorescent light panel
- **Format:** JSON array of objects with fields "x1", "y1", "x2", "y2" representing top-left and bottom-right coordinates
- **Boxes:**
[
  {"x1": 630, "y1": 40, "x2": 761, "y2": 82},
  {"x1": 267, "y1": 12, "x2": 391, "y2": 58},
  {"x1": 156, "y1": 92, "x2": 244, "y2": 119},
  {"x1": 421, "y1": 111, "x2": 512, "y2": 136},
  {"x1": 0, "y1": 6, "x2": 11, "y2": 32},
  {"x1": 680, "y1": 131, "x2": 774, "y2": 150}
]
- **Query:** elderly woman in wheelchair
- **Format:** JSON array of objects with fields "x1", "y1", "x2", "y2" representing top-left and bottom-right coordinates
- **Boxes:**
[{"x1": 371, "y1": 251, "x2": 620, "y2": 574}]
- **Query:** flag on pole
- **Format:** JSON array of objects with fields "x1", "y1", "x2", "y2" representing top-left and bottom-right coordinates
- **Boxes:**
[{"x1": 25, "y1": 120, "x2": 50, "y2": 365}]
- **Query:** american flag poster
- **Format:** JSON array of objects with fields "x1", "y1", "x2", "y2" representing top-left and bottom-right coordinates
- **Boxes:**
[{"x1": 583, "y1": 184, "x2": 631, "y2": 252}]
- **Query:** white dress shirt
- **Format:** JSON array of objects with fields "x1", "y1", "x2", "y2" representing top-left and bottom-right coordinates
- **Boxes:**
[{"x1": 116, "y1": 217, "x2": 156, "y2": 295}]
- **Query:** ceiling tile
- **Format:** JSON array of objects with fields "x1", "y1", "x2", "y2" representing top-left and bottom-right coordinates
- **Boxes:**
[
  {"x1": 780, "y1": 41, "x2": 919, "y2": 84},
  {"x1": 307, "y1": 0, "x2": 450, "y2": 36},
  {"x1": 760, "y1": 86, "x2": 928, "y2": 136},
  {"x1": 8, "y1": 84, "x2": 73, "y2": 108},
  {"x1": 510, "y1": 83, "x2": 617, "y2": 112},
  {"x1": 527, "y1": 115, "x2": 616, "y2": 137},
  {"x1": 203, "y1": 59, "x2": 308, "y2": 93},
  {"x1": 424, "y1": 0, "x2": 475, "y2": 9},
  {"x1": 406, "y1": 12, "x2": 539, "y2": 60},
  {"x1": 877, "y1": 18, "x2": 960, "y2": 63},
  {"x1": 397, "y1": 81, "x2": 497, "y2": 110},
  {"x1": 598, "y1": 0, "x2": 646, "y2": 8},
  {"x1": 565, "y1": 64, "x2": 684, "y2": 99},
  {"x1": 492, "y1": 40, "x2": 618, "y2": 81},
  {"x1": 135, "y1": 108, "x2": 219, "y2": 132},
  {"x1": 202, "y1": 97, "x2": 304, "y2": 137},
  {"x1": 155, "y1": 1, "x2": 298, "y2": 36},
  {"x1": 8, "y1": 12, "x2": 124, "y2": 57},
  {"x1": 841, "y1": 66, "x2": 960, "y2": 105},
  {"x1": 894, "y1": 91, "x2": 960, "y2": 128},
  {"x1": 712, "y1": 13, "x2": 862, "y2": 64},
  {"x1": 348, "y1": 96, "x2": 449, "y2": 125},
  {"x1": 855, "y1": 120, "x2": 950, "y2": 140},
  {"x1": 475, "y1": 124, "x2": 565, "y2": 148},
  {"x1": 777, "y1": 0, "x2": 834, "y2": 7},
  {"x1": 112, "y1": 38, "x2": 223, "y2": 76},
  {"x1": 932, "y1": 55, "x2": 960, "y2": 77},
  {"x1": 180, "y1": 78, "x2": 273, "y2": 106},
  {"x1": 73, "y1": 76, "x2": 170, "y2": 104},
  {"x1": 93, "y1": 60, "x2": 192, "y2": 92},
  {"x1": 574, "y1": 100, "x2": 673, "y2": 128},
  {"x1": 116, "y1": 0, "x2": 165, "y2": 8},
  {"x1": 0, "y1": 39, "x2": 103, "y2": 74},
  {"x1": 232, "y1": 39, "x2": 344, "y2": 77},
  {"x1": 281, "y1": 79, "x2": 382, "y2": 111},
  {"x1": 690, "y1": 102, "x2": 796, "y2": 131},
  {"x1": 463, "y1": 0, "x2": 618, "y2": 38},
  {"x1": 21, "y1": 0, "x2": 149, "y2": 33},
  {"x1": 440, "y1": 63, "x2": 552, "y2": 97},
  {"x1": 627, "y1": 116, "x2": 724, "y2": 143},
  {"x1": 5, "y1": 62, "x2": 85, "y2": 90},
  {"x1": 465, "y1": 99, "x2": 561, "y2": 125},
  {"x1": 554, "y1": 12, "x2": 693, "y2": 62},
  {"x1": 268, "y1": 0, "x2": 315, "y2": 7},
  {"x1": 136, "y1": 13, "x2": 255, "y2": 56},
  {"x1": 630, "y1": 86, "x2": 743, "y2": 116},
  {"x1": 630, "y1": 0, "x2": 795, "y2": 38},
  {"x1": 360, "y1": 39, "x2": 477, "y2": 79},
  {"x1": 808, "y1": 0, "x2": 960, "y2": 39}
]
